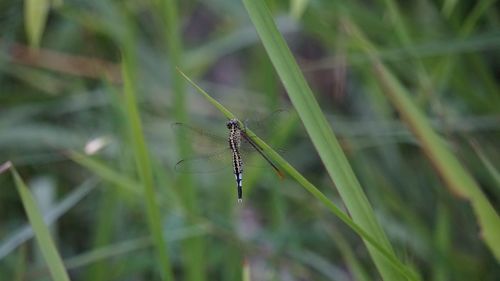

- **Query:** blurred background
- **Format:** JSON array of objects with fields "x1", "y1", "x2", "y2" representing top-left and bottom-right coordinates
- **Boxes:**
[{"x1": 1, "y1": 0, "x2": 499, "y2": 280}]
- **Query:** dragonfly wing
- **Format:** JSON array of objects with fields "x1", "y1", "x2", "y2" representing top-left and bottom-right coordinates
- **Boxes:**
[
  {"x1": 240, "y1": 109, "x2": 290, "y2": 153},
  {"x1": 242, "y1": 109, "x2": 289, "y2": 138},
  {"x1": 171, "y1": 122, "x2": 227, "y2": 151},
  {"x1": 240, "y1": 130, "x2": 287, "y2": 156},
  {"x1": 172, "y1": 110, "x2": 289, "y2": 176},
  {"x1": 174, "y1": 148, "x2": 232, "y2": 173}
]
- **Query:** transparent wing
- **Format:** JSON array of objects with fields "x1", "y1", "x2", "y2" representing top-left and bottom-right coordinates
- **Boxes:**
[
  {"x1": 174, "y1": 148, "x2": 233, "y2": 173},
  {"x1": 242, "y1": 109, "x2": 289, "y2": 140},
  {"x1": 172, "y1": 109, "x2": 288, "y2": 175},
  {"x1": 172, "y1": 109, "x2": 288, "y2": 152},
  {"x1": 240, "y1": 110, "x2": 290, "y2": 157},
  {"x1": 174, "y1": 149, "x2": 272, "y2": 174},
  {"x1": 171, "y1": 122, "x2": 227, "y2": 151},
  {"x1": 172, "y1": 122, "x2": 231, "y2": 173},
  {"x1": 241, "y1": 110, "x2": 289, "y2": 179}
]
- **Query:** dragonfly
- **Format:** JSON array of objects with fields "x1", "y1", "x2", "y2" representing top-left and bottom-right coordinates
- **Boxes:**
[{"x1": 173, "y1": 113, "x2": 285, "y2": 202}]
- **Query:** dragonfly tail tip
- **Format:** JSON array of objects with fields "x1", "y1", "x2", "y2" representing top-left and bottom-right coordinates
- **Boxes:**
[{"x1": 237, "y1": 198, "x2": 243, "y2": 203}]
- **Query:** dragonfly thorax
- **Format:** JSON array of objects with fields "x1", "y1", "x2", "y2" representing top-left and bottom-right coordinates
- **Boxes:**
[
  {"x1": 227, "y1": 119, "x2": 242, "y2": 149},
  {"x1": 226, "y1": 119, "x2": 241, "y2": 130}
]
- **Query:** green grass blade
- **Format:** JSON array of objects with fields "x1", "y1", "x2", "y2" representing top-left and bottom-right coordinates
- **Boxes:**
[
  {"x1": 68, "y1": 151, "x2": 141, "y2": 194},
  {"x1": 0, "y1": 178, "x2": 96, "y2": 259},
  {"x1": 344, "y1": 20, "x2": 500, "y2": 260},
  {"x1": 24, "y1": 0, "x2": 50, "y2": 47},
  {"x1": 121, "y1": 48, "x2": 174, "y2": 280},
  {"x1": 240, "y1": 1, "x2": 409, "y2": 280},
  {"x1": 372, "y1": 60, "x2": 500, "y2": 260},
  {"x1": 177, "y1": 69, "x2": 235, "y2": 120},
  {"x1": 470, "y1": 141, "x2": 500, "y2": 190},
  {"x1": 430, "y1": 0, "x2": 498, "y2": 100},
  {"x1": 290, "y1": 0, "x2": 310, "y2": 19},
  {"x1": 84, "y1": 186, "x2": 117, "y2": 281},
  {"x1": 327, "y1": 228, "x2": 371, "y2": 281},
  {"x1": 441, "y1": 0, "x2": 458, "y2": 17},
  {"x1": 3, "y1": 162, "x2": 71, "y2": 281},
  {"x1": 242, "y1": 258, "x2": 250, "y2": 281},
  {"x1": 380, "y1": 0, "x2": 433, "y2": 102},
  {"x1": 461, "y1": 0, "x2": 497, "y2": 35},
  {"x1": 158, "y1": 1, "x2": 205, "y2": 279},
  {"x1": 177, "y1": 71, "x2": 417, "y2": 281},
  {"x1": 63, "y1": 225, "x2": 210, "y2": 271},
  {"x1": 432, "y1": 203, "x2": 451, "y2": 281}
]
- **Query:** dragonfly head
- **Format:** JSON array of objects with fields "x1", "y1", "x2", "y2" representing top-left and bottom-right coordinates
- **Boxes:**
[{"x1": 226, "y1": 119, "x2": 240, "y2": 129}]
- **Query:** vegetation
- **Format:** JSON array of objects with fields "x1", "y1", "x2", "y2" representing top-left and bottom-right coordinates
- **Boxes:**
[{"x1": 1, "y1": 0, "x2": 499, "y2": 280}]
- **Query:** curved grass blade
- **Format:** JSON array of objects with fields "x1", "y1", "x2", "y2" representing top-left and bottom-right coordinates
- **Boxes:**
[
  {"x1": 373, "y1": 59, "x2": 500, "y2": 261},
  {"x1": 24, "y1": 0, "x2": 50, "y2": 48},
  {"x1": 242, "y1": 258, "x2": 251, "y2": 281},
  {"x1": 240, "y1": 1, "x2": 412, "y2": 280},
  {"x1": 177, "y1": 70, "x2": 417, "y2": 281},
  {"x1": 2, "y1": 162, "x2": 71, "y2": 281},
  {"x1": 162, "y1": 0, "x2": 207, "y2": 273},
  {"x1": 0, "y1": 178, "x2": 97, "y2": 259},
  {"x1": 122, "y1": 47, "x2": 174, "y2": 281},
  {"x1": 68, "y1": 151, "x2": 141, "y2": 194},
  {"x1": 343, "y1": 18, "x2": 500, "y2": 262}
]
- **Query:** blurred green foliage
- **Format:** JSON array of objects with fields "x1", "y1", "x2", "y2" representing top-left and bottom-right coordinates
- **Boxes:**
[{"x1": 1, "y1": 0, "x2": 499, "y2": 280}]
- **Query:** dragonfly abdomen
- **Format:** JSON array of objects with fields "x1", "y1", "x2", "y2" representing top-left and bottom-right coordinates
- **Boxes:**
[{"x1": 227, "y1": 119, "x2": 244, "y2": 202}]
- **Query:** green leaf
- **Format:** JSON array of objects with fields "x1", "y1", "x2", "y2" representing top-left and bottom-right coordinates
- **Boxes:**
[
  {"x1": 240, "y1": 1, "x2": 411, "y2": 280},
  {"x1": 121, "y1": 46, "x2": 174, "y2": 281},
  {"x1": 24, "y1": 0, "x2": 50, "y2": 47},
  {"x1": 0, "y1": 178, "x2": 96, "y2": 259},
  {"x1": 68, "y1": 151, "x2": 141, "y2": 195},
  {"x1": 242, "y1": 258, "x2": 250, "y2": 281},
  {"x1": 158, "y1": 0, "x2": 206, "y2": 279},
  {"x1": 344, "y1": 19, "x2": 500, "y2": 261},
  {"x1": 373, "y1": 50, "x2": 500, "y2": 263},
  {"x1": 4, "y1": 162, "x2": 71, "y2": 281},
  {"x1": 290, "y1": 0, "x2": 310, "y2": 19}
]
